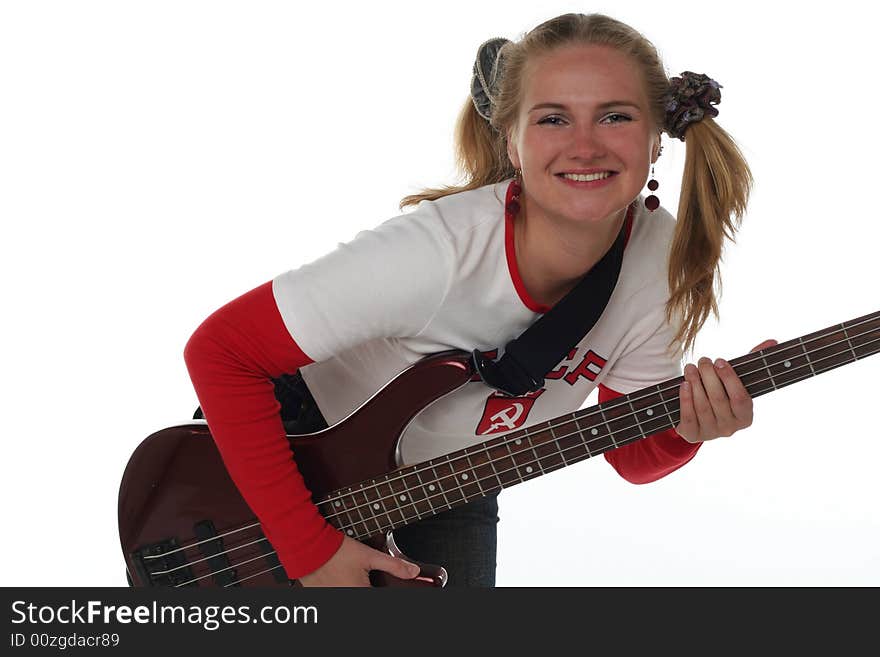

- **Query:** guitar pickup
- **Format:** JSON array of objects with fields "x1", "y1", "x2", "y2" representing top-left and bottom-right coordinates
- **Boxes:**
[{"x1": 193, "y1": 520, "x2": 238, "y2": 587}]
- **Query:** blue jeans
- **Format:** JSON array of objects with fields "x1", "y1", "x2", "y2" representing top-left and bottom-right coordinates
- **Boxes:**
[{"x1": 196, "y1": 372, "x2": 501, "y2": 587}]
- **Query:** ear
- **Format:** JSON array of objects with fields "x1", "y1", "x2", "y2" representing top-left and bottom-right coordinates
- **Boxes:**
[{"x1": 650, "y1": 131, "x2": 662, "y2": 163}]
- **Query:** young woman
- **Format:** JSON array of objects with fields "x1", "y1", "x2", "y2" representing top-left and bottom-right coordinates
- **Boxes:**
[{"x1": 184, "y1": 13, "x2": 775, "y2": 587}]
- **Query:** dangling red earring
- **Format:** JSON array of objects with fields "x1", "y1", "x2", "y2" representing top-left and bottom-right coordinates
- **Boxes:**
[
  {"x1": 645, "y1": 145, "x2": 661, "y2": 212},
  {"x1": 645, "y1": 164, "x2": 660, "y2": 212},
  {"x1": 509, "y1": 168, "x2": 522, "y2": 215}
]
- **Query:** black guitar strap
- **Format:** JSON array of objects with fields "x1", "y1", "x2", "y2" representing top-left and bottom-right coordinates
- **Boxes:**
[{"x1": 471, "y1": 207, "x2": 630, "y2": 397}]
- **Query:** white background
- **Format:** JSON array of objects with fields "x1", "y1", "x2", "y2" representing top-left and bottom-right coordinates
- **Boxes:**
[{"x1": 2, "y1": 0, "x2": 878, "y2": 587}]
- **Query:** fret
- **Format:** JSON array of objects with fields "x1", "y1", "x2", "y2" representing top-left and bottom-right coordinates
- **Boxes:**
[
  {"x1": 598, "y1": 405, "x2": 618, "y2": 448},
  {"x1": 492, "y1": 438, "x2": 524, "y2": 487},
  {"x1": 377, "y1": 478, "x2": 407, "y2": 528},
  {"x1": 841, "y1": 325, "x2": 859, "y2": 362},
  {"x1": 758, "y1": 352, "x2": 778, "y2": 391},
  {"x1": 799, "y1": 325, "x2": 848, "y2": 377},
  {"x1": 397, "y1": 473, "x2": 423, "y2": 523},
  {"x1": 369, "y1": 478, "x2": 398, "y2": 530},
  {"x1": 428, "y1": 463, "x2": 452, "y2": 510},
  {"x1": 626, "y1": 391, "x2": 670, "y2": 436},
  {"x1": 411, "y1": 467, "x2": 437, "y2": 515},
  {"x1": 571, "y1": 415, "x2": 592, "y2": 458},
  {"x1": 549, "y1": 424, "x2": 569, "y2": 466},
  {"x1": 560, "y1": 414, "x2": 590, "y2": 461},
  {"x1": 325, "y1": 489, "x2": 344, "y2": 532},
  {"x1": 355, "y1": 486, "x2": 385, "y2": 535},
  {"x1": 402, "y1": 470, "x2": 431, "y2": 518},
  {"x1": 758, "y1": 343, "x2": 808, "y2": 389},
  {"x1": 848, "y1": 316, "x2": 880, "y2": 359},
  {"x1": 529, "y1": 424, "x2": 566, "y2": 472},
  {"x1": 348, "y1": 491, "x2": 374, "y2": 540},
  {"x1": 333, "y1": 488, "x2": 362, "y2": 538},
  {"x1": 797, "y1": 336, "x2": 817, "y2": 376},
  {"x1": 429, "y1": 459, "x2": 461, "y2": 505},
  {"x1": 626, "y1": 397, "x2": 648, "y2": 439},
  {"x1": 504, "y1": 438, "x2": 527, "y2": 484},
  {"x1": 583, "y1": 405, "x2": 617, "y2": 454},
  {"x1": 657, "y1": 382, "x2": 677, "y2": 430},
  {"x1": 471, "y1": 444, "x2": 504, "y2": 492},
  {"x1": 390, "y1": 479, "x2": 418, "y2": 525},
  {"x1": 484, "y1": 444, "x2": 506, "y2": 490},
  {"x1": 453, "y1": 450, "x2": 482, "y2": 500},
  {"x1": 599, "y1": 397, "x2": 644, "y2": 447},
  {"x1": 523, "y1": 428, "x2": 548, "y2": 476},
  {"x1": 464, "y1": 451, "x2": 486, "y2": 497},
  {"x1": 440, "y1": 454, "x2": 468, "y2": 504}
]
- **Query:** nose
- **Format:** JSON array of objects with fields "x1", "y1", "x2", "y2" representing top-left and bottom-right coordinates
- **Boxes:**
[{"x1": 568, "y1": 123, "x2": 606, "y2": 160}]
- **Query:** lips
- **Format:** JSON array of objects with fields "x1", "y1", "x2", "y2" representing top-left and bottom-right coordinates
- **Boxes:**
[{"x1": 556, "y1": 171, "x2": 617, "y2": 175}]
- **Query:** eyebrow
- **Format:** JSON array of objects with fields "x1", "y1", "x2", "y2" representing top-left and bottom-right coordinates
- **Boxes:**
[{"x1": 528, "y1": 101, "x2": 642, "y2": 112}]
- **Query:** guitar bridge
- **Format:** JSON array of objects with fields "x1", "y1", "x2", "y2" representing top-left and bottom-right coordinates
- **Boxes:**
[{"x1": 131, "y1": 538, "x2": 197, "y2": 587}]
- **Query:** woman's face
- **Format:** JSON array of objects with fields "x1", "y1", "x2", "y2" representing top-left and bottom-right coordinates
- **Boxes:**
[{"x1": 507, "y1": 44, "x2": 660, "y2": 229}]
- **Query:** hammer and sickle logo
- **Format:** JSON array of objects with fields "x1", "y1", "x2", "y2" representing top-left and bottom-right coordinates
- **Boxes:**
[{"x1": 479, "y1": 402, "x2": 525, "y2": 435}]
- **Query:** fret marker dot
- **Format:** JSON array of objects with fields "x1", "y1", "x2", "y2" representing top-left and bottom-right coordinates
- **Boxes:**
[
  {"x1": 428, "y1": 484, "x2": 436, "y2": 491},
  {"x1": 525, "y1": 466, "x2": 533, "y2": 474},
  {"x1": 646, "y1": 409, "x2": 654, "y2": 416},
  {"x1": 461, "y1": 473, "x2": 468, "y2": 480},
  {"x1": 334, "y1": 501, "x2": 341, "y2": 507},
  {"x1": 373, "y1": 503, "x2": 380, "y2": 510},
  {"x1": 346, "y1": 529, "x2": 354, "y2": 536},
  {"x1": 784, "y1": 360, "x2": 791, "y2": 368},
  {"x1": 515, "y1": 439, "x2": 522, "y2": 445},
  {"x1": 399, "y1": 494, "x2": 407, "y2": 502},
  {"x1": 591, "y1": 428, "x2": 598, "y2": 435}
]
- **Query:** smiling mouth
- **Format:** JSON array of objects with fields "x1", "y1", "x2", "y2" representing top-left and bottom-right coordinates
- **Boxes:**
[{"x1": 557, "y1": 172, "x2": 617, "y2": 182}]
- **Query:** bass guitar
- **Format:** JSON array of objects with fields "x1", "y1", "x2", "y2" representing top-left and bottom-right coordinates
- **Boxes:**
[{"x1": 118, "y1": 309, "x2": 880, "y2": 587}]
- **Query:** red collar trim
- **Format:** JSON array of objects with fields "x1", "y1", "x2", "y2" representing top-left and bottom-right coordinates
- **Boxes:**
[{"x1": 503, "y1": 180, "x2": 635, "y2": 314}]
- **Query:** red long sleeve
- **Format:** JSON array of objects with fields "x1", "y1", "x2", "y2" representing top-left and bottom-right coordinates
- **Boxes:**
[
  {"x1": 183, "y1": 281, "x2": 344, "y2": 579},
  {"x1": 599, "y1": 383, "x2": 700, "y2": 484}
]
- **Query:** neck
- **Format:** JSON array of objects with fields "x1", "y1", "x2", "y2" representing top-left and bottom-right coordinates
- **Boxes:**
[{"x1": 514, "y1": 200, "x2": 629, "y2": 307}]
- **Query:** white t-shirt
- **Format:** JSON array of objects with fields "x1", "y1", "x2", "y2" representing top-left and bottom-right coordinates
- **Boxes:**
[{"x1": 273, "y1": 180, "x2": 683, "y2": 465}]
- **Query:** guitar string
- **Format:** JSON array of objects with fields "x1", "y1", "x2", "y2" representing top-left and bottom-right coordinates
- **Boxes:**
[
  {"x1": 154, "y1": 331, "x2": 880, "y2": 584},
  {"x1": 146, "y1": 317, "x2": 879, "y2": 568},
  {"x1": 188, "y1": 339, "x2": 880, "y2": 589}
]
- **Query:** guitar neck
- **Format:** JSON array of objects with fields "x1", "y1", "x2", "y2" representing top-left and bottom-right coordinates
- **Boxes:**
[{"x1": 317, "y1": 310, "x2": 880, "y2": 541}]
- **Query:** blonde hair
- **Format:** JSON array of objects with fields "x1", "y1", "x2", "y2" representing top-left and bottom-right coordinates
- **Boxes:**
[{"x1": 400, "y1": 13, "x2": 752, "y2": 355}]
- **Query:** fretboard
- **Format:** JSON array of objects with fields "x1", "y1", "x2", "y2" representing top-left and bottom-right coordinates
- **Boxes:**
[{"x1": 317, "y1": 309, "x2": 880, "y2": 541}]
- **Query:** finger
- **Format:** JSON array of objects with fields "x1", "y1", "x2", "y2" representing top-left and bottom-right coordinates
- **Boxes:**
[
  {"x1": 684, "y1": 361, "x2": 717, "y2": 438},
  {"x1": 712, "y1": 357, "x2": 753, "y2": 426},
  {"x1": 697, "y1": 357, "x2": 738, "y2": 436},
  {"x1": 369, "y1": 552, "x2": 421, "y2": 580},
  {"x1": 749, "y1": 339, "x2": 778, "y2": 353},
  {"x1": 677, "y1": 377, "x2": 699, "y2": 443}
]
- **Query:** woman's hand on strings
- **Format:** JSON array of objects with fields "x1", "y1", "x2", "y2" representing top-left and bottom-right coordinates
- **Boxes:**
[
  {"x1": 297, "y1": 535, "x2": 420, "y2": 587},
  {"x1": 675, "y1": 339, "x2": 778, "y2": 444}
]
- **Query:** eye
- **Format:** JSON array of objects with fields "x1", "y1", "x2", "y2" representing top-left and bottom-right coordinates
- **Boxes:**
[
  {"x1": 537, "y1": 115, "x2": 566, "y2": 126},
  {"x1": 601, "y1": 113, "x2": 632, "y2": 124}
]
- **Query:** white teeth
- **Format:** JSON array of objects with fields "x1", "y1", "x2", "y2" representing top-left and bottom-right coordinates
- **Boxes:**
[{"x1": 561, "y1": 172, "x2": 613, "y2": 182}]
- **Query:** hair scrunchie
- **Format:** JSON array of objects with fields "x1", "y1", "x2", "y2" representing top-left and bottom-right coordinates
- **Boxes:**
[
  {"x1": 664, "y1": 71, "x2": 722, "y2": 141},
  {"x1": 470, "y1": 37, "x2": 511, "y2": 122}
]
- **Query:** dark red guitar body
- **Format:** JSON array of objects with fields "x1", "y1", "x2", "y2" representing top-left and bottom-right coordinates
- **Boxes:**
[{"x1": 118, "y1": 350, "x2": 475, "y2": 588}]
